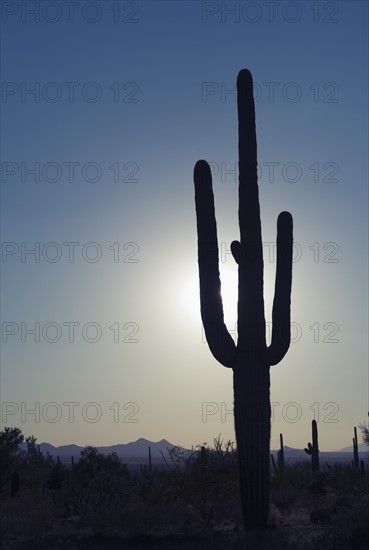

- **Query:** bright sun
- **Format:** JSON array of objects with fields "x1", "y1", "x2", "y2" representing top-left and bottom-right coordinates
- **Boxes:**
[{"x1": 178, "y1": 265, "x2": 238, "y2": 329}]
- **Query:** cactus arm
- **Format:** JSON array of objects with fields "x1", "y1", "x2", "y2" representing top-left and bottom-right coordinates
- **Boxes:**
[
  {"x1": 304, "y1": 442, "x2": 313, "y2": 455},
  {"x1": 262, "y1": 211, "x2": 293, "y2": 365},
  {"x1": 194, "y1": 159, "x2": 237, "y2": 368}
]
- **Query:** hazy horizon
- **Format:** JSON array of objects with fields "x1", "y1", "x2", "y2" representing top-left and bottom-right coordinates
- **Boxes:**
[
  {"x1": 1, "y1": 1, "x2": 368, "y2": 454},
  {"x1": 18, "y1": 435, "x2": 369, "y2": 455}
]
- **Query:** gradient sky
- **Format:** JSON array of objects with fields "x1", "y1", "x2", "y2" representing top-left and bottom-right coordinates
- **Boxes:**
[{"x1": 1, "y1": 0, "x2": 368, "y2": 452}]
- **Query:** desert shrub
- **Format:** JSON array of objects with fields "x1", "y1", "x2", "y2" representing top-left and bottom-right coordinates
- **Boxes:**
[
  {"x1": 115, "y1": 497, "x2": 168, "y2": 538},
  {"x1": 0, "y1": 427, "x2": 24, "y2": 496},
  {"x1": 58, "y1": 446, "x2": 131, "y2": 528},
  {"x1": 0, "y1": 495, "x2": 62, "y2": 541},
  {"x1": 45, "y1": 460, "x2": 69, "y2": 491},
  {"x1": 175, "y1": 438, "x2": 239, "y2": 527},
  {"x1": 306, "y1": 472, "x2": 328, "y2": 496},
  {"x1": 271, "y1": 483, "x2": 301, "y2": 512},
  {"x1": 286, "y1": 461, "x2": 313, "y2": 491},
  {"x1": 306, "y1": 494, "x2": 369, "y2": 550},
  {"x1": 108, "y1": 437, "x2": 241, "y2": 535},
  {"x1": 0, "y1": 428, "x2": 56, "y2": 504},
  {"x1": 270, "y1": 462, "x2": 311, "y2": 514},
  {"x1": 324, "y1": 462, "x2": 368, "y2": 496},
  {"x1": 2, "y1": 433, "x2": 368, "y2": 545}
]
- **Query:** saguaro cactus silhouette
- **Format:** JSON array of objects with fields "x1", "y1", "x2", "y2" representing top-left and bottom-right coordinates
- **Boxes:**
[
  {"x1": 304, "y1": 419, "x2": 319, "y2": 472},
  {"x1": 277, "y1": 433, "x2": 285, "y2": 470},
  {"x1": 353, "y1": 426, "x2": 359, "y2": 470},
  {"x1": 193, "y1": 69, "x2": 293, "y2": 528}
]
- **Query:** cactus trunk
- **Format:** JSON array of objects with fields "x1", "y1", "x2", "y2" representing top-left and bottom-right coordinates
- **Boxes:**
[
  {"x1": 278, "y1": 433, "x2": 285, "y2": 469},
  {"x1": 193, "y1": 69, "x2": 293, "y2": 529},
  {"x1": 353, "y1": 426, "x2": 359, "y2": 469},
  {"x1": 234, "y1": 361, "x2": 271, "y2": 526},
  {"x1": 148, "y1": 445, "x2": 152, "y2": 473}
]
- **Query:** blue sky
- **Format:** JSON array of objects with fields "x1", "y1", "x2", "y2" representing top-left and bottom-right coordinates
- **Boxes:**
[{"x1": 1, "y1": 0, "x2": 368, "y2": 452}]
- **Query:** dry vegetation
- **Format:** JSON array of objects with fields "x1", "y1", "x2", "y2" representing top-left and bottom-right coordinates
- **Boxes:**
[{"x1": 1, "y1": 431, "x2": 369, "y2": 549}]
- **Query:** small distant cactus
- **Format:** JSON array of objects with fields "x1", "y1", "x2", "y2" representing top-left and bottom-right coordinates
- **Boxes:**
[
  {"x1": 304, "y1": 419, "x2": 319, "y2": 472},
  {"x1": 148, "y1": 445, "x2": 152, "y2": 473},
  {"x1": 278, "y1": 433, "x2": 285, "y2": 470},
  {"x1": 353, "y1": 426, "x2": 359, "y2": 470},
  {"x1": 271, "y1": 433, "x2": 285, "y2": 474}
]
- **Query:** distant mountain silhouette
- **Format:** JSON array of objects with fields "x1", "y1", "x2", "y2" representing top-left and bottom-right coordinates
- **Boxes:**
[
  {"x1": 337, "y1": 442, "x2": 367, "y2": 453},
  {"x1": 97, "y1": 437, "x2": 175, "y2": 457},
  {"x1": 21, "y1": 437, "x2": 178, "y2": 460}
]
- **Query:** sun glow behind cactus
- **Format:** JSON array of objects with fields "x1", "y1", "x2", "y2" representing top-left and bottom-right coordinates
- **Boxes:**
[
  {"x1": 178, "y1": 264, "x2": 239, "y2": 329},
  {"x1": 219, "y1": 263, "x2": 238, "y2": 325},
  {"x1": 178, "y1": 256, "x2": 276, "y2": 348}
]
